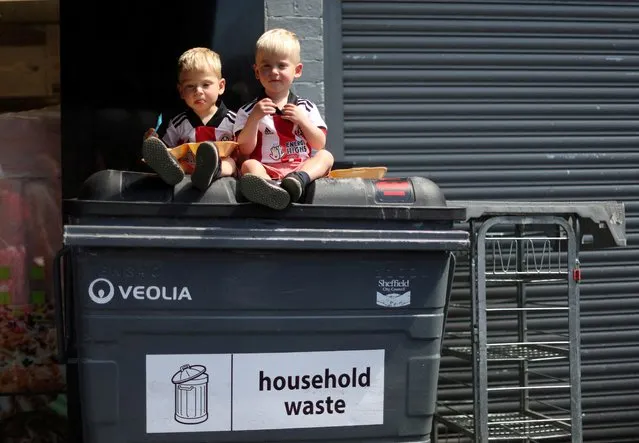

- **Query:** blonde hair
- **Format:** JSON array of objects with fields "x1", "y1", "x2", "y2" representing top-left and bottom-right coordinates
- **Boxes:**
[
  {"x1": 255, "y1": 28, "x2": 301, "y2": 63},
  {"x1": 177, "y1": 47, "x2": 222, "y2": 80}
]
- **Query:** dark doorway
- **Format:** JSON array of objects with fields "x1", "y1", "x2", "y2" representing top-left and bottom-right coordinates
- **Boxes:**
[{"x1": 60, "y1": 0, "x2": 263, "y2": 198}]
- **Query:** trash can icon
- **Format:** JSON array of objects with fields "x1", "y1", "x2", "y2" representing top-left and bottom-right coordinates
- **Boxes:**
[{"x1": 171, "y1": 364, "x2": 209, "y2": 425}]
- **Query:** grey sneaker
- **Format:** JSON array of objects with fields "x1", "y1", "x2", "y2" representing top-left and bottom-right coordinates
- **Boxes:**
[
  {"x1": 143, "y1": 137, "x2": 184, "y2": 185},
  {"x1": 239, "y1": 173, "x2": 290, "y2": 210},
  {"x1": 191, "y1": 141, "x2": 220, "y2": 191},
  {"x1": 280, "y1": 172, "x2": 305, "y2": 202}
]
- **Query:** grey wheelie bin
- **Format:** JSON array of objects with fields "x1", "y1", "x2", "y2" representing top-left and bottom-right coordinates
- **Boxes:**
[{"x1": 55, "y1": 170, "x2": 469, "y2": 443}]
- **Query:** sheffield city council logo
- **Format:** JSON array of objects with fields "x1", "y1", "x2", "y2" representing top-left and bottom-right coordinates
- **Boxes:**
[{"x1": 88, "y1": 278, "x2": 115, "y2": 304}]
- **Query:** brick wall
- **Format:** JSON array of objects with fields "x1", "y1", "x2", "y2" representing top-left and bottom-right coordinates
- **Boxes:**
[{"x1": 264, "y1": 0, "x2": 325, "y2": 116}]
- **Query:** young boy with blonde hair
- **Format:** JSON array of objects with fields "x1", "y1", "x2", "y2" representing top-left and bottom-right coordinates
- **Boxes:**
[
  {"x1": 235, "y1": 28, "x2": 334, "y2": 210},
  {"x1": 143, "y1": 47, "x2": 237, "y2": 190}
]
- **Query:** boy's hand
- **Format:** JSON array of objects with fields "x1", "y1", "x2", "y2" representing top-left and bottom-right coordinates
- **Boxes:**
[
  {"x1": 282, "y1": 103, "x2": 307, "y2": 125},
  {"x1": 250, "y1": 98, "x2": 277, "y2": 120},
  {"x1": 238, "y1": 98, "x2": 276, "y2": 156},
  {"x1": 144, "y1": 128, "x2": 159, "y2": 140}
]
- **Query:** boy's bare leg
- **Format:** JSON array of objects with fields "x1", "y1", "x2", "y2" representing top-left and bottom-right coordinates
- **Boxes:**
[
  {"x1": 239, "y1": 159, "x2": 290, "y2": 210},
  {"x1": 281, "y1": 150, "x2": 335, "y2": 202},
  {"x1": 298, "y1": 150, "x2": 335, "y2": 180},
  {"x1": 220, "y1": 157, "x2": 237, "y2": 177},
  {"x1": 240, "y1": 159, "x2": 271, "y2": 178}
]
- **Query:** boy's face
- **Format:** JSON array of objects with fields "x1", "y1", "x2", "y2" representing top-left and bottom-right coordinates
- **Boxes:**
[
  {"x1": 178, "y1": 70, "x2": 225, "y2": 115},
  {"x1": 254, "y1": 51, "x2": 302, "y2": 97}
]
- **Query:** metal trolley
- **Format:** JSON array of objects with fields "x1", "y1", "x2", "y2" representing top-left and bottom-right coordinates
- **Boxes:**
[{"x1": 434, "y1": 201, "x2": 626, "y2": 443}]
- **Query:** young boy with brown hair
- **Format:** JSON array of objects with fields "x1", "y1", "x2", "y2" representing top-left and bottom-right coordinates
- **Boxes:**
[
  {"x1": 143, "y1": 47, "x2": 237, "y2": 191},
  {"x1": 234, "y1": 28, "x2": 334, "y2": 210}
]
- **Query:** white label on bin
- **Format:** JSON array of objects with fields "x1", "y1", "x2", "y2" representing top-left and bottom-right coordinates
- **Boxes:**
[
  {"x1": 376, "y1": 278, "x2": 411, "y2": 307},
  {"x1": 232, "y1": 349, "x2": 385, "y2": 430},
  {"x1": 145, "y1": 350, "x2": 385, "y2": 434}
]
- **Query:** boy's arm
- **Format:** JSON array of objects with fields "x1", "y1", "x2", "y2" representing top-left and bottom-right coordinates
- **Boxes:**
[
  {"x1": 236, "y1": 112, "x2": 261, "y2": 156},
  {"x1": 296, "y1": 119, "x2": 327, "y2": 150},
  {"x1": 235, "y1": 98, "x2": 275, "y2": 156},
  {"x1": 282, "y1": 102, "x2": 327, "y2": 150}
]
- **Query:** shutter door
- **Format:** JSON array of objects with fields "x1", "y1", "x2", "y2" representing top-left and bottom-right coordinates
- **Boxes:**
[{"x1": 340, "y1": 1, "x2": 639, "y2": 441}]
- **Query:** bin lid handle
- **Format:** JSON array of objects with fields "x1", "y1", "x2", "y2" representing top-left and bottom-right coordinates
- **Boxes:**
[{"x1": 171, "y1": 364, "x2": 207, "y2": 384}]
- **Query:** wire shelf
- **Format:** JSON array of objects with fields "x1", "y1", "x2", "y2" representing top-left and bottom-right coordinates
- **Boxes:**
[
  {"x1": 438, "y1": 411, "x2": 571, "y2": 441},
  {"x1": 443, "y1": 343, "x2": 568, "y2": 362},
  {"x1": 485, "y1": 234, "x2": 568, "y2": 283}
]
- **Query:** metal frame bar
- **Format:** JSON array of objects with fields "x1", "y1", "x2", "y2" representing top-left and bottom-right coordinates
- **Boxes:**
[{"x1": 322, "y1": 0, "x2": 345, "y2": 161}]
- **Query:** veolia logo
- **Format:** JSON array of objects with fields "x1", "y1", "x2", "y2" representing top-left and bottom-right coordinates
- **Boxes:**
[
  {"x1": 87, "y1": 278, "x2": 193, "y2": 304},
  {"x1": 88, "y1": 278, "x2": 115, "y2": 304}
]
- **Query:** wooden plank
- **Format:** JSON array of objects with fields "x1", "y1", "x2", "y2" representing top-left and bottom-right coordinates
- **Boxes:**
[
  {"x1": 0, "y1": 0, "x2": 58, "y2": 23},
  {"x1": 0, "y1": 45, "x2": 49, "y2": 97},
  {"x1": 0, "y1": 23, "x2": 46, "y2": 45},
  {"x1": 0, "y1": 22, "x2": 59, "y2": 98},
  {"x1": 0, "y1": 2, "x2": 60, "y2": 99}
]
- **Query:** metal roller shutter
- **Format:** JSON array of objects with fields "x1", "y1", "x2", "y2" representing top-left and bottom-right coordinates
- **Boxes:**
[{"x1": 335, "y1": 1, "x2": 639, "y2": 441}]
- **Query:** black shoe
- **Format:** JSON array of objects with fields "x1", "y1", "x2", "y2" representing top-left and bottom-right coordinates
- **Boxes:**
[
  {"x1": 142, "y1": 137, "x2": 185, "y2": 185},
  {"x1": 280, "y1": 172, "x2": 306, "y2": 202},
  {"x1": 191, "y1": 141, "x2": 220, "y2": 191},
  {"x1": 239, "y1": 174, "x2": 290, "y2": 210}
]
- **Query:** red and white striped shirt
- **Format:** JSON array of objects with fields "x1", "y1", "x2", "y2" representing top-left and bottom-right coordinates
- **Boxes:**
[
  {"x1": 159, "y1": 102, "x2": 236, "y2": 147},
  {"x1": 234, "y1": 92, "x2": 327, "y2": 164}
]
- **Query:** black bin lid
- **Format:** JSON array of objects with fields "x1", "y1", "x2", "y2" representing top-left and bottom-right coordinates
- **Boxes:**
[{"x1": 65, "y1": 169, "x2": 467, "y2": 222}]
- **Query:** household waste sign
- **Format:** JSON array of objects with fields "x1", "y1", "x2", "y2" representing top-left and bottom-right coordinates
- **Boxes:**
[{"x1": 146, "y1": 349, "x2": 385, "y2": 433}]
